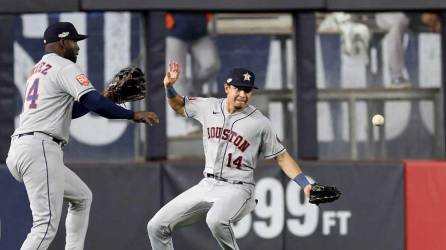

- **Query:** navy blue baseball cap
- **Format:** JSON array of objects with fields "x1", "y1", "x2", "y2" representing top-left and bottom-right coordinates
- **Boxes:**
[
  {"x1": 43, "y1": 22, "x2": 88, "y2": 44},
  {"x1": 226, "y1": 68, "x2": 258, "y2": 89}
]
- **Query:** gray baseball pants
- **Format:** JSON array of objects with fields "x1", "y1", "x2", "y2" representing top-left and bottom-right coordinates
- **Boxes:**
[
  {"x1": 165, "y1": 36, "x2": 221, "y2": 96},
  {"x1": 6, "y1": 132, "x2": 92, "y2": 250},
  {"x1": 375, "y1": 12, "x2": 410, "y2": 81},
  {"x1": 147, "y1": 178, "x2": 256, "y2": 250}
]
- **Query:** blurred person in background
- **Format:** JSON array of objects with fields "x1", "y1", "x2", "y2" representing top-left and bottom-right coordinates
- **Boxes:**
[
  {"x1": 165, "y1": 12, "x2": 221, "y2": 136},
  {"x1": 318, "y1": 12, "x2": 371, "y2": 64},
  {"x1": 375, "y1": 12, "x2": 441, "y2": 88}
]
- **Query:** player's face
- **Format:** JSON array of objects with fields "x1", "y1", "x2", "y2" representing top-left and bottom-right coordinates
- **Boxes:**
[
  {"x1": 224, "y1": 84, "x2": 253, "y2": 111},
  {"x1": 61, "y1": 39, "x2": 80, "y2": 63}
]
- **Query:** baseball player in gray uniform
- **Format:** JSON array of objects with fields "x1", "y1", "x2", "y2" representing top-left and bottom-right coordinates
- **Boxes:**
[
  {"x1": 147, "y1": 62, "x2": 312, "y2": 250},
  {"x1": 6, "y1": 22, "x2": 159, "y2": 250}
]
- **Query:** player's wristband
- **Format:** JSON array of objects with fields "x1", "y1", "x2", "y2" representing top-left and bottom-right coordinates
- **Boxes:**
[
  {"x1": 166, "y1": 86, "x2": 178, "y2": 99},
  {"x1": 293, "y1": 173, "x2": 310, "y2": 189}
]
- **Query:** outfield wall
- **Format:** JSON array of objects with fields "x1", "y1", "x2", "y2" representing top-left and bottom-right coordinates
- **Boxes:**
[
  {"x1": 0, "y1": 161, "x2": 410, "y2": 250},
  {"x1": 405, "y1": 161, "x2": 446, "y2": 250},
  {"x1": 2, "y1": 161, "x2": 444, "y2": 249}
]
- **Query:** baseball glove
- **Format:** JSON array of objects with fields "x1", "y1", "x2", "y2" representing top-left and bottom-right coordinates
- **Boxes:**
[
  {"x1": 105, "y1": 66, "x2": 146, "y2": 104},
  {"x1": 309, "y1": 183, "x2": 341, "y2": 205}
]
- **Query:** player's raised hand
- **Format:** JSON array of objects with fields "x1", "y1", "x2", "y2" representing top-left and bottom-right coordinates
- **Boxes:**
[
  {"x1": 133, "y1": 111, "x2": 160, "y2": 125},
  {"x1": 164, "y1": 62, "x2": 180, "y2": 88}
]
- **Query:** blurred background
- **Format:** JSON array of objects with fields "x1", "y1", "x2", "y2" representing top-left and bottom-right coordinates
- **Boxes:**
[{"x1": 1, "y1": 0, "x2": 446, "y2": 249}]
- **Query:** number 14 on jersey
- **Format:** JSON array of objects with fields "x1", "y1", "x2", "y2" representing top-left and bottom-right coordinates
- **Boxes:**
[{"x1": 227, "y1": 153, "x2": 243, "y2": 169}]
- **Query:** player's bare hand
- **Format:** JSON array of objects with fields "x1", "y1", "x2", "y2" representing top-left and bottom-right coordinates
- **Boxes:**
[
  {"x1": 101, "y1": 90, "x2": 113, "y2": 101},
  {"x1": 164, "y1": 62, "x2": 180, "y2": 88},
  {"x1": 304, "y1": 184, "x2": 312, "y2": 198},
  {"x1": 133, "y1": 111, "x2": 160, "y2": 125}
]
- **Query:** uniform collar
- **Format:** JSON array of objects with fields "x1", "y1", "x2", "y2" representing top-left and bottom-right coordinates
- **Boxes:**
[{"x1": 222, "y1": 98, "x2": 255, "y2": 116}]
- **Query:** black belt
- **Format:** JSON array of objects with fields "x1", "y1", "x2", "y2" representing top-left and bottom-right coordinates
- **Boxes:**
[
  {"x1": 18, "y1": 132, "x2": 64, "y2": 145},
  {"x1": 206, "y1": 173, "x2": 244, "y2": 185}
]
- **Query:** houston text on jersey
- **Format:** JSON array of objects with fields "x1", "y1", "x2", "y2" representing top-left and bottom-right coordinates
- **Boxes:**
[{"x1": 207, "y1": 126, "x2": 251, "y2": 152}]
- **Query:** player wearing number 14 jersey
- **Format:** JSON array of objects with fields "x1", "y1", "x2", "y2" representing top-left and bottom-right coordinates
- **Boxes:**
[{"x1": 147, "y1": 62, "x2": 314, "y2": 250}]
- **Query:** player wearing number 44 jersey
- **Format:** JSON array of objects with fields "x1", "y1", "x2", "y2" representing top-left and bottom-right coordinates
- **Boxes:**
[
  {"x1": 147, "y1": 62, "x2": 314, "y2": 250},
  {"x1": 6, "y1": 22, "x2": 159, "y2": 250}
]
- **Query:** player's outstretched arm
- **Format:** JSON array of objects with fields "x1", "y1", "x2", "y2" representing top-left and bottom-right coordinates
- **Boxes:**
[
  {"x1": 79, "y1": 91, "x2": 159, "y2": 125},
  {"x1": 164, "y1": 62, "x2": 186, "y2": 116},
  {"x1": 72, "y1": 101, "x2": 90, "y2": 119},
  {"x1": 72, "y1": 92, "x2": 115, "y2": 119},
  {"x1": 275, "y1": 151, "x2": 312, "y2": 197}
]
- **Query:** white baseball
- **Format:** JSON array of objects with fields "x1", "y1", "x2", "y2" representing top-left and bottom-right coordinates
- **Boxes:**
[{"x1": 372, "y1": 114, "x2": 385, "y2": 126}]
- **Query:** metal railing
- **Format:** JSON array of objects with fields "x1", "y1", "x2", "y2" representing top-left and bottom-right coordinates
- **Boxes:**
[
  {"x1": 181, "y1": 13, "x2": 445, "y2": 160},
  {"x1": 258, "y1": 87, "x2": 444, "y2": 160}
]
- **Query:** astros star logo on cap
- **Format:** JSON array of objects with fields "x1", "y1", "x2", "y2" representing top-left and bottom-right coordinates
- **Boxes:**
[{"x1": 243, "y1": 73, "x2": 251, "y2": 81}]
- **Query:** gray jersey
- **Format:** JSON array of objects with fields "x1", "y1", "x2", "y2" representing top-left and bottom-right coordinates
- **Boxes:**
[
  {"x1": 184, "y1": 97, "x2": 285, "y2": 184},
  {"x1": 13, "y1": 53, "x2": 95, "y2": 143}
]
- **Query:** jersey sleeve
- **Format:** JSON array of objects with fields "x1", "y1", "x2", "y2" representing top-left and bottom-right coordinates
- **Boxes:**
[
  {"x1": 260, "y1": 119, "x2": 286, "y2": 159},
  {"x1": 57, "y1": 64, "x2": 95, "y2": 101},
  {"x1": 183, "y1": 96, "x2": 211, "y2": 123}
]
